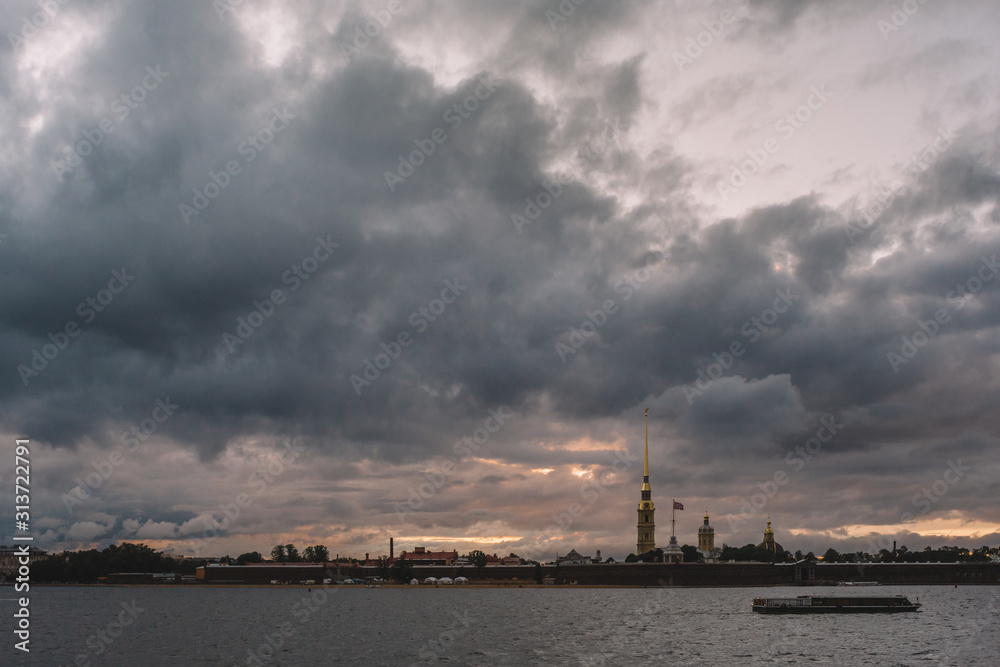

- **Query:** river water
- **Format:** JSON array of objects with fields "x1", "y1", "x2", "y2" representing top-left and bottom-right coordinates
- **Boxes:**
[{"x1": 2, "y1": 584, "x2": 997, "y2": 665}]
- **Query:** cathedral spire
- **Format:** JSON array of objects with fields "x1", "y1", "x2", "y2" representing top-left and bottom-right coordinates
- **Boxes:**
[
  {"x1": 636, "y1": 407, "x2": 655, "y2": 555},
  {"x1": 643, "y1": 407, "x2": 650, "y2": 486}
]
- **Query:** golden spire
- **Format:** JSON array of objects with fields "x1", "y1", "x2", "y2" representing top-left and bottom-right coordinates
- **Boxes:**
[
  {"x1": 643, "y1": 408, "x2": 649, "y2": 475},
  {"x1": 642, "y1": 408, "x2": 650, "y2": 490},
  {"x1": 636, "y1": 407, "x2": 655, "y2": 555}
]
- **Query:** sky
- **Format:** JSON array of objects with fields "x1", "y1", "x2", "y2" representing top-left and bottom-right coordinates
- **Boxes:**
[{"x1": 1, "y1": 0, "x2": 999, "y2": 562}]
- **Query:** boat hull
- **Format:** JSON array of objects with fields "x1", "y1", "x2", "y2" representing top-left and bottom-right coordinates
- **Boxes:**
[
  {"x1": 752, "y1": 595, "x2": 920, "y2": 613},
  {"x1": 752, "y1": 605, "x2": 919, "y2": 614}
]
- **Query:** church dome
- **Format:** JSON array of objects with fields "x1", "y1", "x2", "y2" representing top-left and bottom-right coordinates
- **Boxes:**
[
  {"x1": 758, "y1": 538, "x2": 785, "y2": 553},
  {"x1": 757, "y1": 518, "x2": 784, "y2": 554}
]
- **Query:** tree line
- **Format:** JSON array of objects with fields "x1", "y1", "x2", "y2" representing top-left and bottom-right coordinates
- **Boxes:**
[
  {"x1": 819, "y1": 544, "x2": 996, "y2": 564},
  {"x1": 624, "y1": 543, "x2": 997, "y2": 564},
  {"x1": 22, "y1": 541, "x2": 997, "y2": 584},
  {"x1": 27, "y1": 543, "x2": 195, "y2": 583},
  {"x1": 268, "y1": 544, "x2": 330, "y2": 562},
  {"x1": 24, "y1": 542, "x2": 333, "y2": 583}
]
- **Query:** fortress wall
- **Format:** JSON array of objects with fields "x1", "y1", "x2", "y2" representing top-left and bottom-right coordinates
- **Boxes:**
[{"x1": 196, "y1": 562, "x2": 999, "y2": 585}]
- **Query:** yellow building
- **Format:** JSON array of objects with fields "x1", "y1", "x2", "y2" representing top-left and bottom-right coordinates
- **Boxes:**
[
  {"x1": 697, "y1": 514, "x2": 715, "y2": 553},
  {"x1": 636, "y1": 408, "x2": 655, "y2": 555}
]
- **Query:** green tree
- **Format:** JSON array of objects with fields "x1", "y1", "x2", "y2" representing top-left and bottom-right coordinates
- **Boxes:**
[
  {"x1": 313, "y1": 545, "x2": 330, "y2": 562},
  {"x1": 639, "y1": 548, "x2": 664, "y2": 563},
  {"x1": 303, "y1": 546, "x2": 316, "y2": 562},
  {"x1": 823, "y1": 548, "x2": 840, "y2": 563},
  {"x1": 285, "y1": 544, "x2": 300, "y2": 562},
  {"x1": 270, "y1": 545, "x2": 287, "y2": 562},
  {"x1": 102, "y1": 543, "x2": 175, "y2": 574},
  {"x1": 30, "y1": 543, "x2": 176, "y2": 584},
  {"x1": 174, "y1": 558, "x2": 205, "y2": 575},
  {"x1": 76, "y1": 549, "x2": 111, "y2": 581},
  {"x1": 681, "y1": 545, "x2": 703, "y2": 563},
  {"x1": 30, "y1": 554, "x2": 70, "y2": 583},
  {"x1": 390, "y1": 555, "x2": 414, "y2": 583},
  {"x1": 236, "y1": 551, "x2": 263, "y2": 565},
  {"x1": 469, "y1": 550, "x2": 488, "y2": 573},
  {"x1": 377, "y1": 556, "x2": 391, "y2": 580},
  {"x1": 719, "y1": 543, "x2": 786, "y2": 563}
]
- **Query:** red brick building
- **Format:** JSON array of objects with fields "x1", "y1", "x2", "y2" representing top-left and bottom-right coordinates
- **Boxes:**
[{"x1": 395, "y1": 546, "x2": 458, "y2": 566}]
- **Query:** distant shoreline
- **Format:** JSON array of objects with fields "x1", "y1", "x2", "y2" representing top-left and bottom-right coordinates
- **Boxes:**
[{"x1": 17, "y1": 582, "x2": 999, "y2": 589}]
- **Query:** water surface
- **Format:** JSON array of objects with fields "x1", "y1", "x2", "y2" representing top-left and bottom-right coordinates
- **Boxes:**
[{"x1": 2, "y1": 584, "x2": 997, "y2": 665}]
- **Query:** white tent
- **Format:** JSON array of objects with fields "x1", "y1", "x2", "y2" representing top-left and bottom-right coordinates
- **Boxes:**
[
  {"x1": 423, "y1": 577, "x2": 438, "y2": 585},
  {"x1": 454, "y1": 576, "x2": 469, "y2": 584},
  {"x1": 438, "y1": 577, "x2": 454, "y2": 585},
  {"x1": 409, "y1": 578, "x2": 419, "y2": 585}
]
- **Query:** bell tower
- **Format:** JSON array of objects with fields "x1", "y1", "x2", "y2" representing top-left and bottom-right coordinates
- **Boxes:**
[
  {"x1": 636, "y1": 408, "x2": 655, "y2": 555},
  {"x1": 698, "y1": 513, "x2": 715, "y2": 553}
]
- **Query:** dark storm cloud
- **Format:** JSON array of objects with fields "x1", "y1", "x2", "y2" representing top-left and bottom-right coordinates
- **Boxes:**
[{"x1": 2, "y1": 0, "x2": 659, "y2": 458}]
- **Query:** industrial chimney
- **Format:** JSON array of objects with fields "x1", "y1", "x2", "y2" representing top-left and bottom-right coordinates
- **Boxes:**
[{"x1": 390, "y1": 537, "x2": 394, "y2": 559}]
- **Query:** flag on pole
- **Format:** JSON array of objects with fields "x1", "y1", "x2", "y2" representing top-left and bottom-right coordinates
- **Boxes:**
[{"x1": 673, "y1": 501, "x2": 684, "y2": 510}]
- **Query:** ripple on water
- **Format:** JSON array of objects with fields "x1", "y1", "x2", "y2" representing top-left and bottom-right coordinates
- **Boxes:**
[{"x1": 1, "y1": 585, "x2": 995, "y2": 665}]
